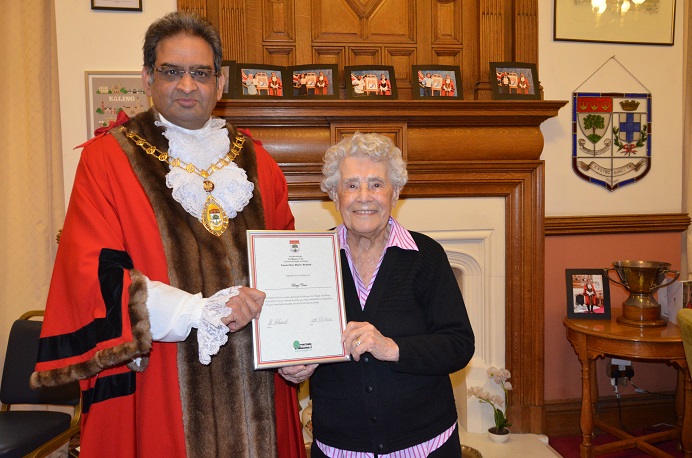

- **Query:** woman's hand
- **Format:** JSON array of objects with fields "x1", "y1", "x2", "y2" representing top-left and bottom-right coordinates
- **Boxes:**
[
  {"x1": 222, "y1": 286, "x2": 265, "y2": 332},
  {"x1": 278, "y1": 364, "x2": 318, "y2": 384},
  {"x1": 342, "y1": 321, "x2": 399, "y2": 362}
]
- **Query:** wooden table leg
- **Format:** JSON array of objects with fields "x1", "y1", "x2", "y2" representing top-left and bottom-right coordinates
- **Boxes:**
[{"x1": 579, "y1": 354, "x2": 595, "y2": 458}]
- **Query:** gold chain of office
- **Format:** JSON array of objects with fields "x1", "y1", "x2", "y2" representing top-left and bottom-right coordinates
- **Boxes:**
[
  {"x1": 122, "y1": 127, "x2": 246, "y2": 236},
  {"x1": 122, "y1": 127, "x2": 245, "y2": 184}
]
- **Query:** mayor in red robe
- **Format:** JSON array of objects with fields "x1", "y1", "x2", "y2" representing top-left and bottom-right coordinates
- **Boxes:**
[{"x1": 30, "y1": 11, "x2": 304, "y2": 458}]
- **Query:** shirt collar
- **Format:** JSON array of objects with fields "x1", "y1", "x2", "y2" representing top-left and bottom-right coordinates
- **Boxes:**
[{"x1": 336, "y1": 217, "x2": 418, "y2": 253}]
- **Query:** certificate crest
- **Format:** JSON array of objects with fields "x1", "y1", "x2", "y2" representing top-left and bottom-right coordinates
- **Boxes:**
[{"x1": 572, "y1": 92, "x2": 651, "y2": 191}]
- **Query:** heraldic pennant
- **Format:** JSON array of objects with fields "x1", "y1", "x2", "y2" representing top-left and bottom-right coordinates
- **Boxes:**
[{"x1": 572, "y1": 92, "x2": 651, "y2": 191}]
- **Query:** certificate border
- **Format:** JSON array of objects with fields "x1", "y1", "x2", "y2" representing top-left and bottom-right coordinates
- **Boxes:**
[{"x1": 247, "y1": 230, "x2": 349, "y2": 369}]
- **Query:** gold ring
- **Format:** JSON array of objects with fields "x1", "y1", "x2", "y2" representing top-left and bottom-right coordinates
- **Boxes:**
[{"x1": 355, "y1": 339, "x2": 362, "y2": 346}]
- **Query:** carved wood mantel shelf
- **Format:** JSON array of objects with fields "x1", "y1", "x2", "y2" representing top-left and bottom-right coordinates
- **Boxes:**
[
  {"x1": 215, "y1": 99, "x2": 567, "y2": 433},
  {"x1": 216, "y1": 100, "x2": 565, "y2": 127}
]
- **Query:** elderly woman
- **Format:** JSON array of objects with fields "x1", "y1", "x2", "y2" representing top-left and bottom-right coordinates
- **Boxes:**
[{"x1": 280, "y1": 132, "x2": 474, "y2": 457}]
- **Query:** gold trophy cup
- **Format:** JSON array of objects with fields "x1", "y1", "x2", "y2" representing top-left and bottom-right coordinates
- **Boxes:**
[{"x1": 605, "y1": 260, "x2": 679, "y2": 327}]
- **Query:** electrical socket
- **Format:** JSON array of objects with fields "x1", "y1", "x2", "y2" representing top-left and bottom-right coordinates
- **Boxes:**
[{"x1": 607, "y1": 362, "x2": 634, "y2": 388}]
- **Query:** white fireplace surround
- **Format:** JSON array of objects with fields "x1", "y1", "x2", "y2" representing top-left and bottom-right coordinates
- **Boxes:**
[{"x1": 290, "y1": 197, "x2": 506, "y2": 434}]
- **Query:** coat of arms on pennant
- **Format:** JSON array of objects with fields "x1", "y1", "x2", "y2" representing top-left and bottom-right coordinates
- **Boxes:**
[{"x1": 572, "y1": 92, "x2": 651, "y2": 191}]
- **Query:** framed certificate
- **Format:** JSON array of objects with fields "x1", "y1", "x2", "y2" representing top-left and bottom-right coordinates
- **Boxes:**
[{"x1": 247, "y1": 231, "x2": 349, "y2": 369}]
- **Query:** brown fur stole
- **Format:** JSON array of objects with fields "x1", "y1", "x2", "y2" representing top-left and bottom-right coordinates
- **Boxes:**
[{"x1": 112, "y1": 108, "x2": 277, "y2": 458}]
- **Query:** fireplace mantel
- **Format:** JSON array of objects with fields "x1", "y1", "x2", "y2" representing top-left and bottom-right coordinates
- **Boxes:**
[
  {"x1": 216, "y1": 99, "x2": 565, "y2": 127},
  {"x1": 215, "y1": 99, "x2": 567, "y2": 433}
]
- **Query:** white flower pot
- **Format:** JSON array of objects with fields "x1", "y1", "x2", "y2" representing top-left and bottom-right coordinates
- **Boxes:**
[{"x1": 487, "y1": 427, "x2": 510, "y2": 443}]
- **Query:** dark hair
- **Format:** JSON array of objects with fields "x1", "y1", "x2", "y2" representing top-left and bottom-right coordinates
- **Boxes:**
[{"x1": 142, "y1": 11, "x2": 222, "y2": 78}]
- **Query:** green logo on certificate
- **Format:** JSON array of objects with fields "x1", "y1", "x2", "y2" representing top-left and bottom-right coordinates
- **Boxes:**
[{"x1": 293, "y1": 340, "x2": 313, "y2": 351}]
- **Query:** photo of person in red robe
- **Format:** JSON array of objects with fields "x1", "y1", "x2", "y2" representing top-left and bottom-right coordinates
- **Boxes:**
[
  {"x1": 268, "y1": 72, "x2": 283, "y2": 96},
  {"x1": 315, "y1": 71, "x2": 329, "y2": 95},
  {"x1": 378, "y1": 73, "x2": 391, "y2": 96},
  {"x1": 441, "y1": 74, "x2": 455, "y2": 96}
]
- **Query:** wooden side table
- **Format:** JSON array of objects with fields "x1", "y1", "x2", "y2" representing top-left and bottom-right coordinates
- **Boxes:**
[{"x1": 564, "y1": 317, "x2": 691, "y2": 458}]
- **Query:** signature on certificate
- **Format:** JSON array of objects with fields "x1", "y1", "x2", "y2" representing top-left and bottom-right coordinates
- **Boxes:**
[
  {"x1": 268, "y1": 318, "x2": 289, "y2": 326},
  {"x1": 311, "y1": 316, "x2": 334, "y2": 323}
]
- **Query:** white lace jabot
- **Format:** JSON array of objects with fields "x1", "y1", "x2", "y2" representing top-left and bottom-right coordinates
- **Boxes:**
[{"x1": 155, "y1": 114, "x2": 254, "y2": 221}]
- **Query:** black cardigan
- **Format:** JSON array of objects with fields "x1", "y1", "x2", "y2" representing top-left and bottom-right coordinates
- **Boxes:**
[{"x1": 310, "y1": 231, "x2": 475, "y2": 454}]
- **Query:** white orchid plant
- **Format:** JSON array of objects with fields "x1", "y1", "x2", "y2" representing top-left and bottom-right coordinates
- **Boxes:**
[{"x1": 467, "y1": 366, "x2": 513, "y2": 432}]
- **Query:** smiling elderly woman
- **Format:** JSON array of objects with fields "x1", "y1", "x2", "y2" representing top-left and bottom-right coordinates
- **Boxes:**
[{"x1": 279, "y1": 132, "x2": 475, "y2": 458}]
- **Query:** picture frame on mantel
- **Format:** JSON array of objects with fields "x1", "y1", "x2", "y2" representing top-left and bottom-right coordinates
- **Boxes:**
[
  {"x1": 566, "y1": 269, "x2": 611, "y2": 320},
  {"x1": 287, "y1": 64, "x2": 339, "y2": 99},
  {"x1": 489, "y1": 62, "x2": 540, "y2": 100},
  {"x1": 412, "y1": 65, "x2": 462, "y2": 100},
  {"x1": 236, "y1": 63, "x2": 287, "y2": 99},
  {"x1": 553, "y1": 0, "x2": 676, "y2": 46},
  {"x1": 344, "y1": 66, "x2": 397, "y2": 99},
  {"x1": 220, "y1": 60, "x2": 236, "y2": 99},
  {"x1": 91, "y1": 0, "x2": 142, "y2": 11}
]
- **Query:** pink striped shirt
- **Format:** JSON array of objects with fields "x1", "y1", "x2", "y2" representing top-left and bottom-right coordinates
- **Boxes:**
[{"x1": 316, "y1": 218, "x2": 456, "y2": 457}]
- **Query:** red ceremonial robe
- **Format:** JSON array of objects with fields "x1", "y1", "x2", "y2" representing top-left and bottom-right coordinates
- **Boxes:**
[{"x1": 32, "y1": 109, "x2": 305, "y2": 458}]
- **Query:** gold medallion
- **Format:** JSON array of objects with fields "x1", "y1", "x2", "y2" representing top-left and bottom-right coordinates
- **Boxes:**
[{"x1": 202, "y1": 195, "x2": 229, "y2": 236}]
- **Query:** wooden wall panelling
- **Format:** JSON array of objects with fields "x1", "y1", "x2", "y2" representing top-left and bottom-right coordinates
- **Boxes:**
[
  {"x1": 348, "y1": 47, "x2": 382, "y2": 65},
  {"x1": 545, "y1": 214, "x2": 692, "y2": 236},
  {"x1": 178, "y1": 0, "x2": 250, "y2": 62},
  {"x1": 365, "y1": 0, "x2": 416, "y2": 43},
  {"x1": 431, "y1": 0, "x2": 462, "y2": 46},
  {"x1": 180, "y1": 0, "x2": 207, "y2": 17},
  {"x1": 219, "y1": 1, "x2": 249, "y2": 61},
  {"x1": 263, "y1": 46, "x2": 294, "y2": 66},
  {"x1": 460, "y1": 0, "x2": 479, "y2": 101},
  {"x1": 180, "y1": 0, "x2": 539, "y2": 100},
  {"x1": 263, "y1": 0, "x2": 294, "y2": 43},
  {"x1": 386, "y1": 48, "x2": 416, "y2": 89},
  {"x1": 477, "y1": 0, "x2": 509, "y2": 100},
  {"x1": 312, "y1": 47, "x2": 345, "y2": 65},
  {"x1": 479, "y1": 0, "x2": 508, "y2": 65},
  {"x1": 312, "y1": 0, "x2": 366, "y2": 42},
  {"x1": 514, "y1": 0, "x2": 538, "y2": 64},
  {"x1": 432, "y1": 48, "x2": 461, "y2": 66},
  {"x1": 331, "y1": 124, "x2": 408, "y2": 157}
]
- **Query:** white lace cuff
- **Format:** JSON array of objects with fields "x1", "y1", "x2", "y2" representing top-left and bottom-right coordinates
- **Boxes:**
[{"x1": 197, "y1": 286, "x2": 241, "y2": 365}]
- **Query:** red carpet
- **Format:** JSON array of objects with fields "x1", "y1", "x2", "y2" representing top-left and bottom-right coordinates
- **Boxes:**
[{"x1": 549, "y1": 427, "x2": 683, "y2": 457}]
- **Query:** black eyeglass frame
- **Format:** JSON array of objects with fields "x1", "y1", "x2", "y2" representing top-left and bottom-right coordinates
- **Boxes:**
[{"x1": 153, "y1": 66, "x2": 219, "y2": 83}]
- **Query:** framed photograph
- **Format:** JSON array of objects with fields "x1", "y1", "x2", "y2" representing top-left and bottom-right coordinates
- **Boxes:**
[
  {"x1": 344, "y1": 66, "x2": 397, "y2": 99},
  {"x1": 554, "y1": 0, "x2": 676, "y2": 46},
  {"x1": 412, "y1": 65, "x2": 462, "y2": 100},
  {"x1": 220, "y1": 60, "x2": 236, "y2": 99},
  {"x1": 236, "y1": 64, "x2": 287, "y2": 99},
  {"x1": 287, "y1": 64, "x2": 339, "y2": 99},
  {"x1": 566, "y1": 269, "x2": 611, "y2": 320},
  {"x1": 489, "y1": 62, "x2": 540, "y2": 100},
  {"x1": 85, "y1": 71, "x2": 151, "y2": 139},
  {"x1": 91, "y1": 0, "x2": 142, "y2": 11}
]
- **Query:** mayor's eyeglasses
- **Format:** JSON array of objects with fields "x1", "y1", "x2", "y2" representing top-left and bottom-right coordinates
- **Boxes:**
[{"x1": 154, "y1": 66, "x2": 218, "y2": 84}]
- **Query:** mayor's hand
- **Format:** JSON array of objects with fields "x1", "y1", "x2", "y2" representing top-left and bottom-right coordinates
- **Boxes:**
[{"x1": 222, "y1": 286, "x2": 265, "y2": 332}]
